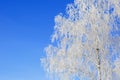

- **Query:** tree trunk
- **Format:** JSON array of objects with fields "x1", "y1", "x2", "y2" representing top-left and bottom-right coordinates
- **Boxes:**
[{"x1": 96, "y1": 48, "x2": 101, "y2": 80}]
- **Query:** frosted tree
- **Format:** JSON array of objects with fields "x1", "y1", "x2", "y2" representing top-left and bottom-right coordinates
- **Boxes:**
[{"x1": 41, "y1": 0, "x2": 120, "y2": 80}]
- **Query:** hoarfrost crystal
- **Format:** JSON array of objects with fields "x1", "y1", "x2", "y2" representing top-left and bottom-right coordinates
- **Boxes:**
[{"x1": 41, "y1": 0, "x2": 120, "y2": 80}]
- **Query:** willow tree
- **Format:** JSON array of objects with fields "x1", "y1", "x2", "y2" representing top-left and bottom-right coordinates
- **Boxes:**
[{"x1": 41, "y1": 0, "x2": 120, "y2": 80}]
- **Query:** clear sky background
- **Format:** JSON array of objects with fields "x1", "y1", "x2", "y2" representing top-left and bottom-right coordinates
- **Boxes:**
[{"x1": 0, "y1": 0, "x2": 73, "y2": 80}]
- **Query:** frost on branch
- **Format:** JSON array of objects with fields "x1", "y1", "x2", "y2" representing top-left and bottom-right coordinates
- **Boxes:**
[{"x1": 41, "y1": 0, "x2": 120, "y2": 80}]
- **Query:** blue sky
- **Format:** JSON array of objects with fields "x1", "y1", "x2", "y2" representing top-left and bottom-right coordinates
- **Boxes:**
[{"x1": 0, "y1": 0, "x2": 73, "y2": 80}]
